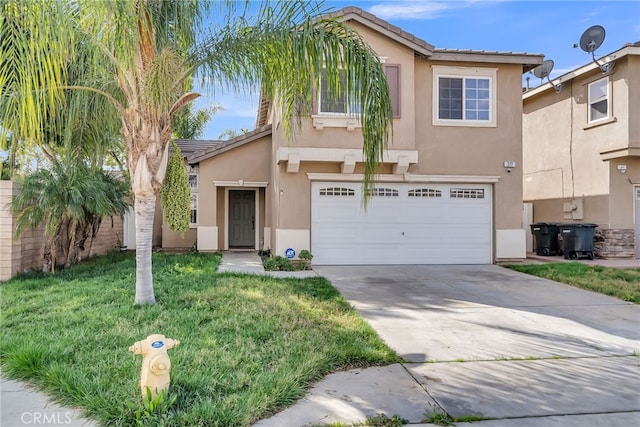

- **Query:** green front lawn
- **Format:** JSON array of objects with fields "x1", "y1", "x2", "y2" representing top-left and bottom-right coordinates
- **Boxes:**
[
  {"x1": 507, "y1": 262, "x2": 640, "y2": 303},
  {"x1": 0, "y1": 252, "x2": 399, "y2": 426}
]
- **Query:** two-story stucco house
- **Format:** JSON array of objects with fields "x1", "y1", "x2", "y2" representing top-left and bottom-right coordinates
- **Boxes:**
[
  {"x1": 162, "y1": 6, "x2": 543, "y2": 265},
  {"x1": 523, "y1": 42, "x2": 640, "y2": 259}
]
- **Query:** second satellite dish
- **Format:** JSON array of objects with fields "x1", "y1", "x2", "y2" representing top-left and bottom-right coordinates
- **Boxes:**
[
  {"x1": 532, "y1": 59, "x2": 562, "y2": 93},
  {"x1": 578, "y1": 25, "x2": 613, "y2": 73}
]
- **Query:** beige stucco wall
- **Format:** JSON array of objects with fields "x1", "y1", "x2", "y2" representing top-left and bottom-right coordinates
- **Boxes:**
[
  {"x1": 263, "y1": 22, "x2": 530, "y2": 260},
  {"x1": 523, "y1": 53, "x2": 638, "y2": 231},
  {"x1": 629, "y1": 55, "x2": 640, "y2": 149},
  {"x1": 168, "y1": 136, "x2": 273, "y2": 250},
  {"x1": 275, "y1": 21, "x2": 417, "y2": 153},
  {"x1": 609, "y1": 158, "x2": 640, "y2": 228},
  {"x1": 414, "y1": 60, "x2": 525, "y2": 231},
  {"x1": 272, "y1": 58, "x2": 526, "y2": 233}
]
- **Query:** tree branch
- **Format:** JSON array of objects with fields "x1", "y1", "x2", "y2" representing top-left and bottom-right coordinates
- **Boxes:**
[{"x1": 62, "y1": 85, "x2": 126, "y2": 116}]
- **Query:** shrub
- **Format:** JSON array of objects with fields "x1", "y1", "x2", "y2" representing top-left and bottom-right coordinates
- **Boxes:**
[{"x1": 276, "y1": 256, "x2": 294, "y2": 271}]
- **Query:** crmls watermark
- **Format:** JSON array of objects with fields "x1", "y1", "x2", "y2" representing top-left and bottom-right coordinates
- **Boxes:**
[{"x1": 20, "y1": 411, "x2": 73, "y2": 425}]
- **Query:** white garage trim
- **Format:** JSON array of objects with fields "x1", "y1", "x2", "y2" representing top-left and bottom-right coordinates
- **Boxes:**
[
  {"x1": 307, "y1": 173, "x2": 501, "y2": 183},
  {"x1": 311, "y1": 182, "x2": 493, "y2": 265}
]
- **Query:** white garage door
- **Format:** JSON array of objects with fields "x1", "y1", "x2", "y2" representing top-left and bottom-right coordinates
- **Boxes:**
[{"x1": 311, "y1": 182, "x2": 492, "y2": 265}]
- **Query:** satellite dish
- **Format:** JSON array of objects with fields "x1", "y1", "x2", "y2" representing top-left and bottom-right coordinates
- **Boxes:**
[
  {"x1": 532, "y1": 60, "x2": 562, "y2": 92},
  {"x1": 578, "y1": 25, "x2": 613, "y2": 73},
  {"x1": 532, "y1": 60, "x2": 554, "y2": 79},
  {"x1": 579, "y1": 25, "x2": 605, "y2": 53}
]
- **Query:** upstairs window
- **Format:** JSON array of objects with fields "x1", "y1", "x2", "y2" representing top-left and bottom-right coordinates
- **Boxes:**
[
  {"x1": 588, "y1": 77, "x2": 609, "y2": 123},
  {"x1": 319, "y1": 69, "x2": 360, "y2": 115},
  {"x1": 433, "y1": 66, "x2": 496, "y2": 127}
]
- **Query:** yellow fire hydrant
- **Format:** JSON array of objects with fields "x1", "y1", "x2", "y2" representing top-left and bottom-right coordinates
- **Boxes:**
[{"x1": 129, "y1": 334, "x2": 180, "y2": 400}]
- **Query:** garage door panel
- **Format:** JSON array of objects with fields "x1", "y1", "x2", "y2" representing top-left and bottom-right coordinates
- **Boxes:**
[
  {"x1": 313, "y1": 226, "x2": 358, "y2": 244},
  {"x1": 311, "y1": 182, "x2": 492, "y2": 265}
]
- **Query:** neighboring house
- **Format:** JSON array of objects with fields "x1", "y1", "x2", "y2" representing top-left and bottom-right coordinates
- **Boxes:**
[
  {"x1": 523, "y1": 42, "x2": 640, "y2": 259},
  {"x1": 162, "y1": 6, "x2": 543, "y2": 265}
]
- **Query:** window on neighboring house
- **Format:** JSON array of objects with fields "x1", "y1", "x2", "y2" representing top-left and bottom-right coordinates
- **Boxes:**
[
  {"x1": 188, "y1": 165, "x2": 198, "y2": 226},
  {"x1": 190, "y1": 193, "x2": 198, "y2": 225},
  {"x1": 588, "y1": 77, "x2": 609, "y2": 123},
  {"x1": 188, "y1": 165, "x2": 199, "y2": 190},
  {"x1": 433, "y1": 66, "x2": 496, "y2": 127}
]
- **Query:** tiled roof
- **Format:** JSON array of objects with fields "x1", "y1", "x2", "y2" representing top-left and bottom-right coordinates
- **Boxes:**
[
  {"x1": 187, "y1": 125, "x2": 273, "y2": 164},
  {"x1": 325, "y1": 6, "x2": 434, "y2": 56},
  {"x1": 173, "y1": 139, "x2": 222, "y2": 157},
  {"x1": 435, "y1": 48, "x2": 539, "y2": 56}
]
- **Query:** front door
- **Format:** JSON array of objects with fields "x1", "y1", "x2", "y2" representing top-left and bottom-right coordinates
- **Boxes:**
[
  {"x1": 635, "y1": 186, "x2": 640, "y2": 259},
  {"x1": 229, "y1": 190, "x2": 255, "y2": 248}
]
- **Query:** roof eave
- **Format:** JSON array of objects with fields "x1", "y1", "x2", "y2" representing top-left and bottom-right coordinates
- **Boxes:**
[
  {"x1": 187, "y1": 125, "x2": 273, "y2": 164},
  {"x1": 524, "y1": 45, "x2": 640, "y2": 99},
  {"x1": 325, "y1": 6, "x2": 435, "y2": 57},
  {"x1": 431, "y1": 50, "x2": 544, "y2": 72}
]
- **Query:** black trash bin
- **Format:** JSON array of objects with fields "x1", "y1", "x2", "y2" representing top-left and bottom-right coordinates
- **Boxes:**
[
  {"x1": 530, "y1": 222, "x2": 561, "y2": 256},
  {"x1": 558, "y1": 223, "x2": 598, "y2": 260}
]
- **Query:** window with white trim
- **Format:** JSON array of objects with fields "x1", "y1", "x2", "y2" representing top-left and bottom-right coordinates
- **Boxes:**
[
  {"x1": 433, "y1": 66, "x2": 497, "y2": 127},
  {"x1": 319, "y1": 69, "x2": 361, "y2": 115},
  {"x1": 588, "y1": 77, "x2": 609, "y2": 123}
]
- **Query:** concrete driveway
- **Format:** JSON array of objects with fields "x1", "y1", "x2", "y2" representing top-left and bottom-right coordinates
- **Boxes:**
[{"x1": 311, "y1": 265, "x2": 640, "y2": 423}]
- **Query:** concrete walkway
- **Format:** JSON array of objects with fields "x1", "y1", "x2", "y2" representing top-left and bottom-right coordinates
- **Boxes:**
[
  {"x1": 217, "y1": 251, "x2": 319, "y2": 278},
  {"x1": 256, "y1": 264, "x2": 640, "y2": 426}
]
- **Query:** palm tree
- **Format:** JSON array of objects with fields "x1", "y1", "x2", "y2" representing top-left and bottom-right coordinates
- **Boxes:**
[
  {"x1": 10, "y1": 161, "x2": 130, "y2": 272},
  {"x1": 218, "y1": 128, "x2": 250, "y2": 140},
  {"x1": 173, "y1": 104, "x2": 221, "y2": 140},
  {"x1": 0, "y1": 0, "x2": 393, "y2": 305}
]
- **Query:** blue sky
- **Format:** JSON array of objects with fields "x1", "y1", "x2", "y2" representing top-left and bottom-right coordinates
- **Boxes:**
[{"x1": 196, "y1": 0, "x2": 640, "y2": 140}]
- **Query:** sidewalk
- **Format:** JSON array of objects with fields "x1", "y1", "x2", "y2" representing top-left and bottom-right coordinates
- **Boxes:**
[{"x1": 0, "y1": 375, "x2": 97, "y2": 427}]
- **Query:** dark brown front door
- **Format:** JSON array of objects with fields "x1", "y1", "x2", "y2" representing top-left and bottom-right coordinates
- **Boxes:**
[{"x1": 229, "y1": 190, "x2": 255, "y2": 248}]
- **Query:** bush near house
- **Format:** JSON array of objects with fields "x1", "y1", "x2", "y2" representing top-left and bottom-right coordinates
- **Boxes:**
[
  {"x1": 260, "y1": 250, "x2": 314, "y2": 271},
  {"x1": 0, "y1": 251, "x2": 398, "y2": 426}
]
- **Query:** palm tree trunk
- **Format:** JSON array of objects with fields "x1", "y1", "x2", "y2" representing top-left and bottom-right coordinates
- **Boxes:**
[
  {"x1": 134, "y1": 193, "x2": 157, "y2": 305},
  {"x1": 65, "y1": 220, "x2": 78, "y2": 268}
]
